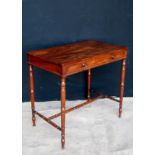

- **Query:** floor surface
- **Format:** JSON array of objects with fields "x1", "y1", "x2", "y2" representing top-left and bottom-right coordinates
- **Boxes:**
[{"x1": 22, "y1": 98, "x2": 133, "y2": 155}]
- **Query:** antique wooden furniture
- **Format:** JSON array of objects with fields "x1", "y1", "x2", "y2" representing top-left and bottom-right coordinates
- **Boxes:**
[{"x1": 27, "y1": 40, "x2": 127, "y2": 149}]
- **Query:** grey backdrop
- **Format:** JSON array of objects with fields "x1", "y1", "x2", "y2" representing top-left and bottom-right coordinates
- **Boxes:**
[{"x1": 22, "y1": 0, "x2": 133, "y2": 101}]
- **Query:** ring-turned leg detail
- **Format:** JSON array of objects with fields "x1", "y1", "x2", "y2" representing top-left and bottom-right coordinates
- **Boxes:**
[
  {"x1": 29, "y1": 65, "x2": 36, "y2": 126},
  {"x1": 119, "y1": 59, "x2": 126, "y2": 118},
  {"x1": 87, "y1": 69, "x2": 91, "y2": 100},
  {"x1": 60, "y1": 77, "x2": 66, "y2": 149}
]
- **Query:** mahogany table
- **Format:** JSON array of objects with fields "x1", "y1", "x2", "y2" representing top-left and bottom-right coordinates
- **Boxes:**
[{"x1": 27, "y1": 40, "x2": 128, "y2": 149}]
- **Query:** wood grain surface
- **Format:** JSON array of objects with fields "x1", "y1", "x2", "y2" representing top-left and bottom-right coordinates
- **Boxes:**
[{"x1": 27, "y1": 40, "x2": 127, "y2": 76}]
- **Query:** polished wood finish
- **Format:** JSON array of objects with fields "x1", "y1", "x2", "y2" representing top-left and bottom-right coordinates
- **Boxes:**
[
  {"x1": 34, "y1": 110, "x2": 61, "y2": 131},
  {"x1": 87, "y1": 69, "x2": 91, "y2": 99},
  {"x1": 119, "y1": 59, "x2": 126, "y2": 117},
  {"x1": 27, "y1": 40, "x2": 127, "y2": 77},
  {"x1": 27, "y1": 40, "x2": 128, "y2": 149},
  {"x1": 104, "y1": 95, "x2": 120, "y2": 103},
  {"x1": 48, "y1": 94, "x2": 103, "y2": 120},
  {"x1": 29, "y1": 65, "x2": 36, "y2": 126},
  {"x1": 60, "y1": 77, "x2": 66, "y2": 149}
]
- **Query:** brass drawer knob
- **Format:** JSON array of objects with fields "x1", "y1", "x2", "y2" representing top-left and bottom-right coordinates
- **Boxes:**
[
  {"x1": 82, "y1": 63, "x2": 86, "y2": 68},
  {"x1": 111, "y1": 56, "x2": 115, "y2": 59}
]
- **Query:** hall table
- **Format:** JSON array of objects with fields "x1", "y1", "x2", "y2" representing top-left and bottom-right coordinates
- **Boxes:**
[{"x1": 27, "y1": 40, "x2": 128, "y2": 149}]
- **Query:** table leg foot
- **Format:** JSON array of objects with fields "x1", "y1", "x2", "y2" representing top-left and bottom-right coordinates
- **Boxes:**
[{"x1": 119, "y1": 109, "x2": 122, "y2": 118}]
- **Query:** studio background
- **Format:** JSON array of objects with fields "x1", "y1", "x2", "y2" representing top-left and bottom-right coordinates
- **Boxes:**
[{"x1": 22, "y1": 0, "x2": 133, "y2": 101}]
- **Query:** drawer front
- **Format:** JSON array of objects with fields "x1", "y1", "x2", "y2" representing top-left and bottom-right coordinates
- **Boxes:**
[
  {"x1": 64, "y1": 50, "x2": 127, "y2": 76},
  {"x1": 65, "y1": 62, "x2": 91, "y2": 75}
]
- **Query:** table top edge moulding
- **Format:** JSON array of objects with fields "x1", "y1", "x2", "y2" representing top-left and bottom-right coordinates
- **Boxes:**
[{"x1": 27, "y1": 40, "x2": 128, "y2": 77}]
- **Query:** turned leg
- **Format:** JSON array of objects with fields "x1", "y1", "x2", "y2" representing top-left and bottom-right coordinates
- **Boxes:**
[
  {"x1": 60, "y1": 77, "x2": 66, "y2": 149},
  {"x1": 87, "y1": 69, "x2": 91, "y2": 100},
  {"x1": 119, "y1": 59, "x2": 126, "y2": 118},
  {"x1": 29, "y1": 65, "x2": 36, "y2": 126}
]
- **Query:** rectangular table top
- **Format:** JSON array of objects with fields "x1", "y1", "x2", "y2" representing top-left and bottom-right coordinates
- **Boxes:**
[{"x1": 27, "y1": 40, "x2": 127, "y2": 77}]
